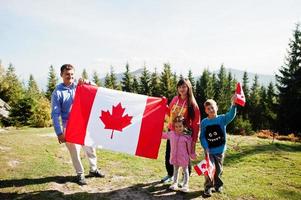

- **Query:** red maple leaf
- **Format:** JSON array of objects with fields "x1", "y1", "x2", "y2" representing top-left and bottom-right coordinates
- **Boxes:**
[{"x1": 99, "y1": 102, "x2": 133, "y2": 139}]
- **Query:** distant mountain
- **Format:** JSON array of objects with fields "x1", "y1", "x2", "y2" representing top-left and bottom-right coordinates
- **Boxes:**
[
  {"x1": 99, "y1": 67, "x2": 276, "y2": 87},
  {"x1": 100, "y1": 68, "x2": 145, "y2": 83},
  {"x1": 212, "y1": 68, "x2": 276, "y2": 87},
  {"x1": 37, "y1": 67, "x2": 276, "y2": 90}
]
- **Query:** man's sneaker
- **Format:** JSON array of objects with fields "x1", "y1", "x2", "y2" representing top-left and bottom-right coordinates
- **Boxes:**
[
  {"x1": 76, "y1": 174, "x2": 87, "y2": 185},
  {"x1": 169, "y1": 183, "x2": 179, "y2": 191},
  {"x1": 161, "y1": 175, "x2": 173, "y2": 183},
  {"x1": 215, "y1": 186, "x2": 223, "y2": 193},
  {"x1": 180, "y1": 185, "x2": 189, "y2": 193},
  {"x1": 204, "y1": 188, "x2": 212, "y2": 197},
  {"x1": 89, "y1": 169, "x2": 105, "y2": 178}
]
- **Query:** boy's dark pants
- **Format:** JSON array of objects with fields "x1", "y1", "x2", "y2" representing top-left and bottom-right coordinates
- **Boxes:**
[
  {"x1": 165, "y1": 140, "x2": 192, "y2": 177},
  {"x1": 204, "y1": 153, "x2": 225, "y2": 191}
]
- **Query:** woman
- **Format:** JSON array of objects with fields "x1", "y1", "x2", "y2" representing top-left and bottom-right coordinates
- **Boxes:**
[{"x1": 161, "y1": 78, "x2": 200, "y2": 183}]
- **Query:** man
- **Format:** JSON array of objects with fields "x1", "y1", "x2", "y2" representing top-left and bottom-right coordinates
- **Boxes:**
[{"x1": 51, "y1": 64, "x2": 105, "y2": 185}]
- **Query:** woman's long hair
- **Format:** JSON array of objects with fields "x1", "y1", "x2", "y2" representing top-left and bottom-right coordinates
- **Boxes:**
[{"x1": 177, "y1": 78, "x2": 198, "y2": 121}]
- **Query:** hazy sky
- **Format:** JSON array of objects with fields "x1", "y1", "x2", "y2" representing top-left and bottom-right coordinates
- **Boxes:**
[{"x1": 1, "y1": 0, "x2": 301, "y2": 84}]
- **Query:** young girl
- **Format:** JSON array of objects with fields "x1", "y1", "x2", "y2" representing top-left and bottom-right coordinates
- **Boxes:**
[
  {"x1": 161, "y1": 78, "x2": 200, "y2": 183},
  {"x1": 162, "y1": 116, "x2": 195, "y2": 192}
]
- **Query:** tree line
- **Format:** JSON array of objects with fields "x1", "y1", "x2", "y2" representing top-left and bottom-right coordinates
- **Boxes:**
[{"x1": 0, "y1": 24, "x2": 300, "y2": 135}]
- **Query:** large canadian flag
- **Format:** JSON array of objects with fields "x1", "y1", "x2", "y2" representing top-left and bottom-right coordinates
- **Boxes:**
[{"x1": 65, "y1": 84, "x2": 167, "y2": 159}]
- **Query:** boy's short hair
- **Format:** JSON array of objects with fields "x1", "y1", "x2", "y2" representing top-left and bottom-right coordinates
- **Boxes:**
[
  {"x1": 204, "y1": 99, "x2": 217, "y2": 108},
  {"x1": 60, "y1": 64, "x2": 74, "y2": 74}
]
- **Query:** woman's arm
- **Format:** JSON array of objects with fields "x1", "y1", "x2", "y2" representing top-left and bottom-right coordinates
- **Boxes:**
[{"x1": 191, "y1": 104, "x2": 200, "y2": 143}]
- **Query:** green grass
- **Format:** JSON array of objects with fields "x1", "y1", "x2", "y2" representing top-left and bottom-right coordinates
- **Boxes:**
[{"x1": 0, "y1": 128, "x2": 300, "y2": 200}]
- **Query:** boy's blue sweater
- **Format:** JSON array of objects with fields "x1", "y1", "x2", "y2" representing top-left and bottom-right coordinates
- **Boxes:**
[
  {"x1": 200, "y1": 105, "x2": 237, "y2": 154},
  {"x1": 51, "y1": 83, "x2": 76, "y2": 136}
]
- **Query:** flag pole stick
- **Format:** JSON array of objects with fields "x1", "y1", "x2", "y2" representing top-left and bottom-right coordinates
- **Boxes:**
[{"x1": 111, "y1": 130, "x2": 114, "y2": 139}]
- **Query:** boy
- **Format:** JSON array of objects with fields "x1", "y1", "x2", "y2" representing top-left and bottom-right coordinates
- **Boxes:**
[
  {"x1": 51, "y1": 64, "x2": 105, "y2": 185},
  {"x1": 200, "y1": 97, "x2": 237, "y2": 196}
]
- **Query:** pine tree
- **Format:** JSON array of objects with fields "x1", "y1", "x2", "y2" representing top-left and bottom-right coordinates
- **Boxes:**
[
  {"x1": 150, "y1": 68, "x2": 161, "y2": 97},
  {"x1": 104, "y1": 73, "x2": 112, "y2": 89},
  {"x1": 116, "y1": 82, "x2": 122, "y2": 91},
  {"x1": 9, "y1": 97, "x2": 33, "y2": 126},
  {"x1": 225, "y1": 72, "x2": 238, "y2": 133},
  {"x1": 109, "y1": 66, "x2": 118, "y2": 89},
  {"x1": 276, "y1": 23, "x2": 301, "y2": 134},
  {"x1": 92, "y1": 71, "x2": 101, "y2": 86},
  {"x1": 0, "y1": 60, "x2": 4, "y2": 80},
  {"x1": 121, "y1": 63, "x2": 133, "y2": 92},
  {"x1": 172, "y1": 72, "x2": 178, "y2": 95},
  {"x1": 187, "y1": 69, "x2": 195, "y2": 93},
  {"x1": 0, "y1": 61, "x2": 6, "y2": 99},
  {"x1": 82, "y1": 69, "x2": 88, "y2": 79},
  {"x1": 45, "y1": 65, "x2": 58, "y2": 101},
  {"x1": 226, "y1": 72, "x2": 236, "y2": 99},
  {"x1": 0, "y1": 63, "x2": 24, "y2": 105},
  {"x1": 27, "y1": 74, "x2": 40, "y2": 96},
  {"x1": 196, "y1": 69, "x2": 215, "y2": 118},
  {"x1": 249, "y1": 75, "x2": 261, "y2": 130},
  {"x1": 215, "y1": 64, "x2": 228, "y2": 113},
  {"x1": 139, "y1": 66, "x2": 151, "y2": 95},
  {"x1": 179, "y1": 74, "x2": 184, "y2": 80},
  {"x1": 266, "y1": 82, "x2": 277, "y2": 129},
  {"x1": 160, "y1": 63, "x2": 176, "y2": 102},
  {"x1": 258, "y1": 86, "x2": 269, "y2": 129},
  {"x1": 132, "y1": 76, "x2": 139, "y2": 93},
  {"x1": 241, "y1": 71, "x2": 250, "y2": 119}
]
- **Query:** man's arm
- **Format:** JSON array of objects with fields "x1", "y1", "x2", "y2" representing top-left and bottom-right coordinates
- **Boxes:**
[{"x1": 51, "y1": 92, "x2": 65, "y2": 143}]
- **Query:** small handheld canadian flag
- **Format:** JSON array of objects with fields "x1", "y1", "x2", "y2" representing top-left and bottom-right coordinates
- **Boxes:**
[
  {"x1": 235, "y1": 82, "x2": 246, "y2": 107},
  {"x1": 194, "y1": 153, "x2": 215, "y2": 180}
]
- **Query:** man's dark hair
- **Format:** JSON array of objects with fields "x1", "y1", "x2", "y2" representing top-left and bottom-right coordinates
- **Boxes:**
[{"x1": 60, "y1": 64, "x2": 74, "y2": 74}]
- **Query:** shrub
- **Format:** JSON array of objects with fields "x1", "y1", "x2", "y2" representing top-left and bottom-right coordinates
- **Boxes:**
[
  {"x1": 29, "y1": 97, "x2": 51, "y2": 127},
  {"x1": 232, "y1": 116, "x2": 253, "y2": 135}
]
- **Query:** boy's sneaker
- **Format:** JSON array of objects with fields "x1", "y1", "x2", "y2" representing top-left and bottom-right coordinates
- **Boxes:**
[
  {"x1": 204, "y1": 188, "x2": 212, "y2": 197},
  {"x1": 89, "y1": 169, "x2": 105, "y2": 178},
  {"x1": 76, "y1": 174, "x2": 87, "y2": 185},
  {"x1": 161, "y1": 175, "x2": 173, "y2": 183},
  {"x1": 169, "y1": 183, "x2": 179, "y2": 191},
  {"x1": 215, "y1": 186, "x2": 223, "y2": 193},
  {"x1": 180, "y1": 185, "x2": 189, "y2": 193}
]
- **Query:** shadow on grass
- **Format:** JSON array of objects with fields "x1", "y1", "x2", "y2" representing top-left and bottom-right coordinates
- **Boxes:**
[
  {"x1": 0, "y1": 179, "x2": 209, "y2": 200},
  {"x1": 0, "y1": 176, "x2": 75, "y2": 188},
  {"x1": 224, "y1": 142, "x2": 301, "y2": 166}
]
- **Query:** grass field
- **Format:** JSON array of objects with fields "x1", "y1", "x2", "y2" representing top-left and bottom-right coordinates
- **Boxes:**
[{"x1": 0, "y1": 127, "x2": 300, "y2": 200}]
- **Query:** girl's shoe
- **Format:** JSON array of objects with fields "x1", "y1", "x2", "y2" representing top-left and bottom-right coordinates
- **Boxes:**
[
  {"x1": 161, "y1": 175, "x2": 173, "y2": 183},
  {"x1": 215, "y1": 186, "x2": 223, "y2": 193},
  {"x1": 169, "y1": 183, "x2": 179, "y2": 191},
  {"x1": 180, "y1": 185, "x2": 189, "y2": 193},
  {"x1": 204, "y1": 188, "x2": 212, "y2": 197}
]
